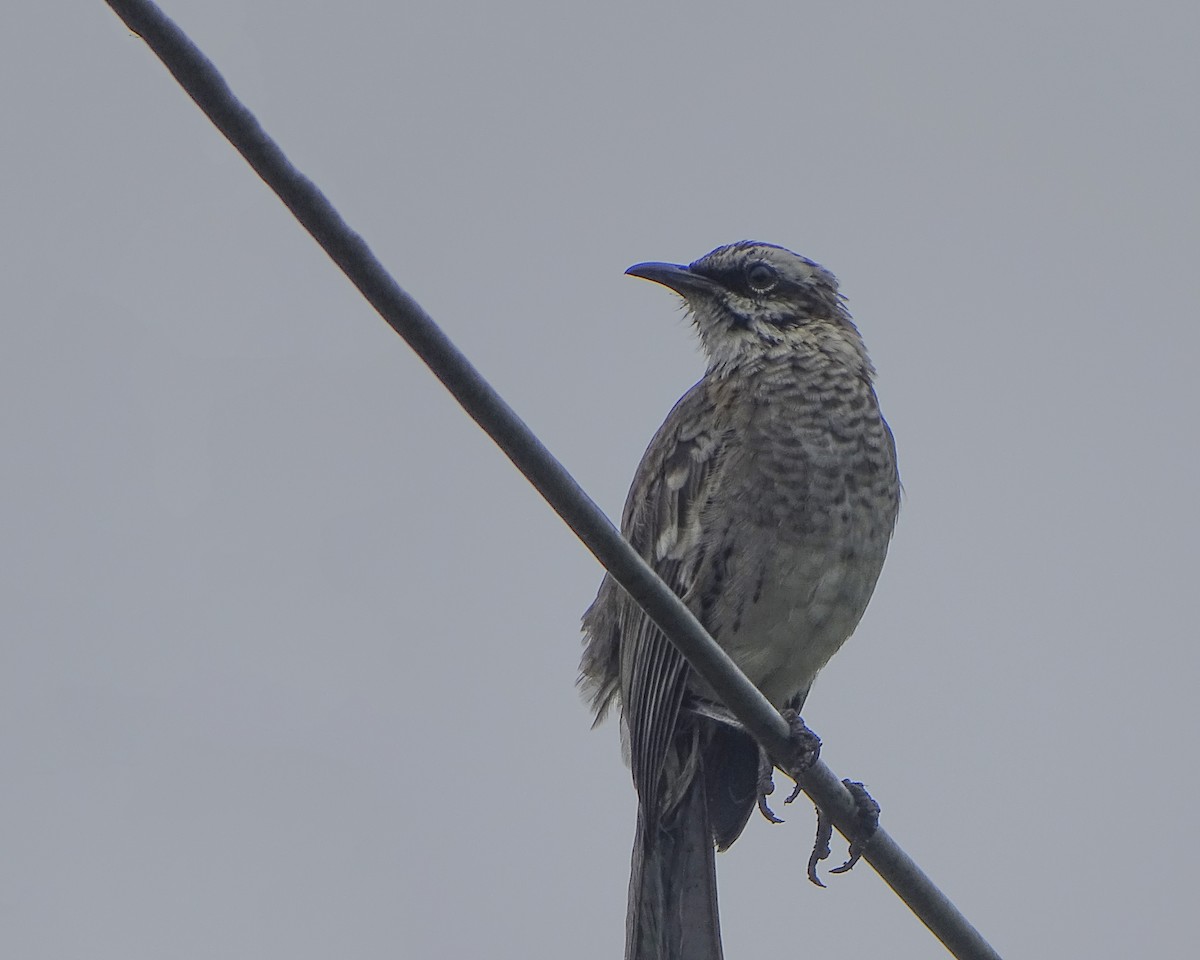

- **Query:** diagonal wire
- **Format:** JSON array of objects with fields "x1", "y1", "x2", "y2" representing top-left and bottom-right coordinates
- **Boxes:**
[{"x1": 101, "y1": 3, "x2": 1003, "y2": 958}]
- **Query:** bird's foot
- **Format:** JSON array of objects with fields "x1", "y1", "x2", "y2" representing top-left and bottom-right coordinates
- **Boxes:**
[
  {"x1": 807, "y1": 779, "x2": 881, "y2": 887},
  {"x1": 757, "y1": 711, "x2": 820, "y2": 824},
  {"x1": 780, "y1": 709, "x2": 821, "y2": 803},
  {"x1": 756, "y1": 749, "x2": 784, "y2": 824}
]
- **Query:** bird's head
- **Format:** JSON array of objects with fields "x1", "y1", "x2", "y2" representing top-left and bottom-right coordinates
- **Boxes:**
[{"x1": 626, "y1": 241, "x2": 870, "y2": 375}]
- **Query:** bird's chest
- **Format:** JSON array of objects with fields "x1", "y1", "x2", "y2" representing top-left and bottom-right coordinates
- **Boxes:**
[{"x1": 687, "y1": 389, "x2": 896, "y2": 704}]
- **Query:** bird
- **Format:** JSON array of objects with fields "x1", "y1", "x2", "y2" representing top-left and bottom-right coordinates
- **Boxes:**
[{"x1": 580, "y1": 241, "x2": 900, "y2": 960}]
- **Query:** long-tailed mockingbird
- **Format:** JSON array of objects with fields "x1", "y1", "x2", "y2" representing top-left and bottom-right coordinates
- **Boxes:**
[{"x1": 580, "y1": 241, "x2": 900, "y2": 960}]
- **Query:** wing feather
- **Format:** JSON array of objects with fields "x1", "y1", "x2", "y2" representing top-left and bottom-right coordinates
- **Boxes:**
[{"x1": 582, "y1": 380, "x2": 730, "y2": 820}]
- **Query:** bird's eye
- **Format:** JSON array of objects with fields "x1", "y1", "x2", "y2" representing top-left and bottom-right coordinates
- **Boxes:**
[{"x1": 746, "y1": 262, "x2": 777, "y2": 293}]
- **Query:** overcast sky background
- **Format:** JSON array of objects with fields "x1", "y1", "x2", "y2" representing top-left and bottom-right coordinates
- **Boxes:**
[{"x1": 4, "y1": 2, "x2": 1199, "y2": 957}]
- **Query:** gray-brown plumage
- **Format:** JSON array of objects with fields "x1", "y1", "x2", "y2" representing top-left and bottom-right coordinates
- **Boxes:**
[{"x1": 580, "y1": 242, "x2": 900, "y2": 960}]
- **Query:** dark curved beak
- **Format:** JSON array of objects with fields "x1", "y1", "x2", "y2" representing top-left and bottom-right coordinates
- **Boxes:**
[{"x1": 625, "y1": 261, "x2": 718, "y2": 297}]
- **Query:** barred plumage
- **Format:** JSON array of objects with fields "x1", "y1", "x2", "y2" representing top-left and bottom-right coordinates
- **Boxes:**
[{"x1": 581, "y1": 242, "x2": 900, "y2": 960}]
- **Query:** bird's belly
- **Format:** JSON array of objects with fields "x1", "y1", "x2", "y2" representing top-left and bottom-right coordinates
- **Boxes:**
[{"x1": 708, "y1": 541, "x2": 883, "y2": 708}]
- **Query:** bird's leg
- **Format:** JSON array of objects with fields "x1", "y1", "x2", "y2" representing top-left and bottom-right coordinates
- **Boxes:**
[
  {"x1": 758, "y1": 709, "x2": 821, "y2": 824},
  {"x1": 829, "y1": 780, "x2": 881, "y2": 874},
  {"x1": 756, "y1": 749, "x2": 784, "y2": 824},
  {"x1": 807, "y1": 806, "x2": 834, "y2": 887},
  {"x1": 779, "y1": 708, "x2": 821, "y2": 802},
  {"x1": 807, "y1": 779, "x2": 881, "y2": 886},
  {"x1": 771, "y1": 710, "x2": 880, "y2": 885}
]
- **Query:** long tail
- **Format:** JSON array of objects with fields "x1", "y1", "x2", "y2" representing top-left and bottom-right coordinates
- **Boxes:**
[{"x1": 625, "y1": 767, "x2": 723, "y2": 960}]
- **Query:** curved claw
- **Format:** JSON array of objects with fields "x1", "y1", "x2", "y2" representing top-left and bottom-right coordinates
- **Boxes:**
[
  {"x1": 807, "y1": 807, "x2": 834, "y2": 887},
  {"x1": 827, "y1": 780, "x2": 881, "y2": 876},
  {"x1": 756, "y1": 750, "x2": 785, "y2": 824},
  {"x1": 758, "y1": 791, "x2": 785, "y2": 825},
  {"x1": 829, "y1": 848, "x2": 865, "y2": 875},
  {"x1": 806, "y1": 779, "x2": 881, "y2": 884}
]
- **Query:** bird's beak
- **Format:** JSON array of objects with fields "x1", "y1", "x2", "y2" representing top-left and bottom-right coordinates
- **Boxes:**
[{"x1": 625, "y1": 261, "x2": 718, "y2": 297}]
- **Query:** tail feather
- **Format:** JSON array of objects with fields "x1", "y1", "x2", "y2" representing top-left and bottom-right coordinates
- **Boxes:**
[{"x1": 625, "y1": 769, "x2": 723, "y2": 960}]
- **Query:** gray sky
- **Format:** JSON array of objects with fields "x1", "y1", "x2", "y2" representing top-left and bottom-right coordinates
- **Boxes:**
[{"x1": 4, "y1": 2, "x2": 1199, "y2": 957}]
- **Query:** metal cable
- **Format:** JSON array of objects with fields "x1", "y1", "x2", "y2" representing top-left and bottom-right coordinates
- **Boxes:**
[{"x1": 101, "y1": 3, "x2": 1002, "y2": 957}]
